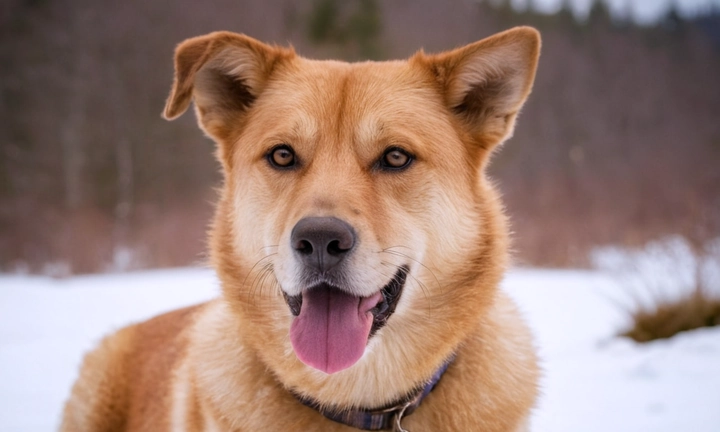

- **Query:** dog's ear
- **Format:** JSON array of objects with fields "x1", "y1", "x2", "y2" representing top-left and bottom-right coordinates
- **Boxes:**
[
  {"x1": 163, "y1": 31, "x2": 295, "y2": 140},
  {"x1": 413, "y1": 27, "x2": 540, "y2": 151}
]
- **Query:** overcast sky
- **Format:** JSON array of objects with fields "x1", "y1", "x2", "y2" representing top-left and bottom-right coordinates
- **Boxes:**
[{"x1": 509, "y1": 0, "x2": 720, "y2": 24}]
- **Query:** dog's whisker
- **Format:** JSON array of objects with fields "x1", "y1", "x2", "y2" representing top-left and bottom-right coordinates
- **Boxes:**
[
  {"x1": 380, "y1": 260, "x2": 433, "y2": 315},
  {"x1": 242, "y1": 252, "x2": 278, "y2": 289},
  {"x1": 380, "y1": 245, "x2": 415, "y2": 251},
  {"x1": 257, "y1": 264, "x2": 276, "y2": 300},
  {"x1": 375, "y1": 262, "x2": 399, "y2": 283},
  {"x1": 252, "y1": 264, "x2": 271, "y2": 298},
  {"x1": 246, "y1": 259, "x2": 271, "y2": 294},
  {"x1": 406, "y1": 267, "x2": 431, "y2": 300},
  {"x1": 248, "y1": 261, "x2": 275, "y2": 306},
  {"x1": 380, "y1": 248, "x2": 442, "y2": 293},
  {"x1": 271, "y1": 279, "x2": 282, "y2": 297},
  {"x1": 381, "y1": 250, "x2": 444, "y2": 319}
]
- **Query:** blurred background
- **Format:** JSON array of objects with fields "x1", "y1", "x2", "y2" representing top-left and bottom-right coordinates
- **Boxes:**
[{"x1": 1, "y1": 0, "x2": 719, "y2": 275}]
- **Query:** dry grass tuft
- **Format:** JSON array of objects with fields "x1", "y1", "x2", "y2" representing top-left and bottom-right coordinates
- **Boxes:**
[
  {"x1": 622, "y1": 289, "x2": 720, "y2": 343},
  {"x1": 594, "y1": 236, "x2": 720, "y2": 343}
]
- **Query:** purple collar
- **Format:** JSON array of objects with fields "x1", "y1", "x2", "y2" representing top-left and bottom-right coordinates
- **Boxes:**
[{"x1": 294, "y1": 354, "x2": 455, "y2": 431}]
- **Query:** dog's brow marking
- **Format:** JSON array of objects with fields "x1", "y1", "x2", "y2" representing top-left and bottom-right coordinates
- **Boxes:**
[
  {"x1": 356, "y1": 115, "x2": 382, "y2": 148},
  {"x1": 292, "y1": 113, "x2": 318, "y2": 142}
]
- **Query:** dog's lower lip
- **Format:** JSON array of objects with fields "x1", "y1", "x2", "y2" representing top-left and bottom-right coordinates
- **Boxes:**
[
  {"x1": 283, "y1": 265, "x2": 409, "y2": 335},
  {"x1": 369, "y1": 265, "x2": 409, "y2": 336},
  {"x1": 283, "y1": 291, "x2": 302, "y2": 316}
]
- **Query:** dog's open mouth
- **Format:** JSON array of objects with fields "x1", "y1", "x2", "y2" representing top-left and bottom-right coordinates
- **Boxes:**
[{"x1": 283, "y1": 265, "x2": 409, "y2": 374}]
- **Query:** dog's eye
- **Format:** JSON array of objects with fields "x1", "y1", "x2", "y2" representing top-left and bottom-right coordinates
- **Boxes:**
[
  {"x1": 269, "y1": 145, "x2": 296, "y2": 168},
  {"x1": 380, "y1": 147, "x2": 412, "y2": 170}
]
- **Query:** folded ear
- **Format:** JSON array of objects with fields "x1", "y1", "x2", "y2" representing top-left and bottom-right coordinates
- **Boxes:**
[
  {"x1": 163, "y1": 31, "x2": 295, "y2": 140},
  {"x1": 413, "y1": 26, "x2": 540, "y2": 151}
]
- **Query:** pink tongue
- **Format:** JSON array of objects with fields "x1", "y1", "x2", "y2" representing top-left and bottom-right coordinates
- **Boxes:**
[{"x1": 290, "y1": 288, "x2": 381, "y2": 374}]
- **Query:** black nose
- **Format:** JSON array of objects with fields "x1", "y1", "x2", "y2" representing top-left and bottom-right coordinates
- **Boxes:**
[{"x1": 291, "y1": 217, "x2": 356, "y2": 273}]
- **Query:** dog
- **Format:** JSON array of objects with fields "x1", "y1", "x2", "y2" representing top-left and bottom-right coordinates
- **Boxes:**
[{"x1": 61, "y1": 26, "x2": 541, "y2": 431}]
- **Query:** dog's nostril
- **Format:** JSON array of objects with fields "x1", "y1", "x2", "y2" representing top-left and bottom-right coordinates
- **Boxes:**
[
  {"x1": 327, "y1": 240, "x2": 345, "y2": 256},
  {"x1": 297, "y1": 240, "x2": 313, "y2": 255}
]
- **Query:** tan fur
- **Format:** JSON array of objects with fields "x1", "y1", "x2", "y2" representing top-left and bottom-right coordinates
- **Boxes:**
[{"x1": 62, "y1": 27, "x2": 542, "y2": 431}]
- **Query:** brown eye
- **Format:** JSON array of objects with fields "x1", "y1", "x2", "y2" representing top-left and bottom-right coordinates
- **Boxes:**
[
  {"x1": 269, "y1": 145, "x2": 295, "y2": 168},
  {"x1": 380, "y1": 147, "x2": 412, "y2": 170}
]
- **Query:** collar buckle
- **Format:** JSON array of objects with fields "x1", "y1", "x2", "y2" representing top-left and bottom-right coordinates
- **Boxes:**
[{"x1": 392, "y1": 399, "x2": 413, "y2": 432}]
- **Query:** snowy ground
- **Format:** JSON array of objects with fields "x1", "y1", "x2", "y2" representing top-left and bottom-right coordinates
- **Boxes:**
[{"x1": 1, "y1": 267, "x2": 719, "y2": 431}]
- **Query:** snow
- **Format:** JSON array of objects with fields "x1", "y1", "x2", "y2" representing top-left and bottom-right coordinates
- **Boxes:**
[
  {"x1": 0, "y1": 269, "x2": 220, "y2": 432},
  {"x1": 505, "y1": 269, "x2": 720, "y2": 432},
  {"x1": 1, "y1": 266, "x2": 719, "y2": 431}
]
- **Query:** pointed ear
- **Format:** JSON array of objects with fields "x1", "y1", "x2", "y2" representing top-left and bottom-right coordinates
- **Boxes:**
[
  {"x1": 413, "y1": 27, "x2": 540, "y2": 150},
  {"x1": 162, "y1": 31, "x2": 295, "y2": 140}
]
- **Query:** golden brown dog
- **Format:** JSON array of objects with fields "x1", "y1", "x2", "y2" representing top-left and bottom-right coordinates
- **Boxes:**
[{"x1": 61, "y1": 26, "x2": 541, "y2": 431}]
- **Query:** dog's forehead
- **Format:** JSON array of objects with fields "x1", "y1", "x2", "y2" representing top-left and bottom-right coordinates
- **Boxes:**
[{"x1": 263, "y1": 58, "x2": 445, "y2": 147}]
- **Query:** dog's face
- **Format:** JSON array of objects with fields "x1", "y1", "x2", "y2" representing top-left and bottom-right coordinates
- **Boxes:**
[{"x1": 164, "y1": 28, "x2": 539, "y2": 406}]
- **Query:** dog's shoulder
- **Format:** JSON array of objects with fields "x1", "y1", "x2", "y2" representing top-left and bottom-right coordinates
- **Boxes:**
[{"x1": 61, "y1": 303, "x2": 207, "y2": 431}]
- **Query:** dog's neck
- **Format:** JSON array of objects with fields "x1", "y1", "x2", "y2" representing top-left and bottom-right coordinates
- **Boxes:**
[{"x1": 292, "y1": 354, "x2": 455, "y2": 431}]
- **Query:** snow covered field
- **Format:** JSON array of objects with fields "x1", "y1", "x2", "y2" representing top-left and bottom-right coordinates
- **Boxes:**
[{"x1": 1, "y1": 267, "x2": 719, "y2": 431}]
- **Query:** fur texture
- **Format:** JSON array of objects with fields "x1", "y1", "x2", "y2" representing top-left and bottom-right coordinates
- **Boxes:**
[{"x1": 61, "y1": 27, "x2": 542, "y2": 431}]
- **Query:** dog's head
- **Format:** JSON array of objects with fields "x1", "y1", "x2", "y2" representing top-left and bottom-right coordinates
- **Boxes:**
[{"x1": 164, "y1": 27, "x2": 539, "y2": 407}]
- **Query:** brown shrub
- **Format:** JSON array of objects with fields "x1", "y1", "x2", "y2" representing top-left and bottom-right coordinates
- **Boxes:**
[
  {"x1": 622, "y1": 289, "x2": 720, "y2": 342},
  {"x1": 612, "y1": 238, "x2": 720, "y2": 342}
]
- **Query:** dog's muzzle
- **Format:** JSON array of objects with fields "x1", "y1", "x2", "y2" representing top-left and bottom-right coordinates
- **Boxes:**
[{"x1": 283, "y1": 216, "x2": 410, "y2": 374}]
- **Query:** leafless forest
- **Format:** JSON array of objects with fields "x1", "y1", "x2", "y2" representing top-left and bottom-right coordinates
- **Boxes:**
[{"x1": 1, "y1": 0, "x2": 719, "y2": 273}]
